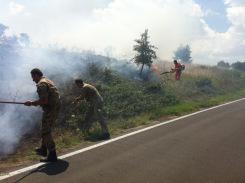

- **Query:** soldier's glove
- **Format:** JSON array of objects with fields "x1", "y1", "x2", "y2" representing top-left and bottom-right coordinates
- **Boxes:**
[{"x1": 24, "y1": 101, "x2": 33, "y2": 106}]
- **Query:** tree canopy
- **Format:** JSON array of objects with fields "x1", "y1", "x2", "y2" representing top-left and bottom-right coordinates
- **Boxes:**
[
  {"x1": 217, "y1": 60, "x2": 230, "y2": 69},
  {"x1": 231, "y1": 61, "x2": 245, "y2": 72},
  {"x1": 173, "y1": 44, "x2": 192, "y2": 63},
  {"x1": 133, "y1": 29, "x2": 157, "y2": 75}
]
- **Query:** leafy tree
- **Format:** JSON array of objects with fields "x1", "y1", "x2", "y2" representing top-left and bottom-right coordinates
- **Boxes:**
[
  {"x1": 217, "y1": 60, "x2": 230, "y2": 69},
  {"x1": 173, "y1": 44, "x2": 192, "y2": 63},
  {"x1": 0, "y1": 23, "x2": 30, "y2": 74},
  {"x1": 0, "y1": 24, "x2": 21, "y2": 62},
  {"x1": 0, "y1": 24, "x2": 8, "y2": 37},
  {"x1": 133, "y1": 29, "x2": 157, "y2": 75},
  {"x1": 19, "y1": 33, "x2": 30, "y2": 46},
  {"x1": 231, "y1": 61, "x2": 245, "y2": 72}
]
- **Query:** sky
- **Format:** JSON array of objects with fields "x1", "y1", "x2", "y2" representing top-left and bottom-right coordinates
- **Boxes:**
[
  {"x1": 194, "y1": 0, "x2": 231, "y2": 32},
  {"x1": 0, "y1": 0, "x2": 244, "y2": 65}
]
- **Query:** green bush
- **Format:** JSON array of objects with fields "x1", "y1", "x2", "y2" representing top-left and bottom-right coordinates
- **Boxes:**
[
  {"x1": 62, "y1": 63, "x2": 245, "y2": 132},
  {"x1": 195, "y1": 77, "x2": 215, "y2": 94}
]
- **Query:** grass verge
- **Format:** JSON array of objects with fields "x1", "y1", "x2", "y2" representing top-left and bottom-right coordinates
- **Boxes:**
[{"x1": 1, "y1": 89, "x2": 245, "y2": 172}]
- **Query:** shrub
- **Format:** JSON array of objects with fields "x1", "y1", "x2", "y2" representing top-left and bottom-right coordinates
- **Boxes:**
[{"x1": 195, "y1": 78, "x2": 215, "y2": 94}]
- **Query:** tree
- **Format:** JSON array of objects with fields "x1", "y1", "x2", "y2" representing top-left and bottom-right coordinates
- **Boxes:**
[
  {"x1": 19, "y1": 33, "x2": 30, "y2": 47},
  {"x1": 173, "y1": 44, "x2": 192, "y2": 63},
  {"x1": 0, "y1": 24, "x2": 8, "y2": 37},
  {"x1": 0, "y1": 23, "x2": 25, "y2": 68},
  {"x1": 217, "y1": 60, "x2": 230, "y2": 69},
  {"x1": 133, "y1": 29, "x2": 157, "y2": 75},
  {"x1": 231, "y1": 61, "x2": 245, "y2": 72}
]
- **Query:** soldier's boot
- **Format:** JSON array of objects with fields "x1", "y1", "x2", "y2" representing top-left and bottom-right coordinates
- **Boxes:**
[
  {"x1": 81, "y1": 122, "x2": 92, "y2": 135},
  {"x1": 99, "y1": 132, "x2": 111, "y2": 140},
  {"x1": 40, "y1": 150, "x2": 58, "y2": 162},
  {"x1": 35, "y1": 146, "x2": 47, "y2": 157}
]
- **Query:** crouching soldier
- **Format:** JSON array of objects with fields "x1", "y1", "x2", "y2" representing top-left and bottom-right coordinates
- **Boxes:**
[
  {"x1": 25, "y1": 68, "x2": 60, "y2": 162},
  {"x1": 74, "y1": 79, "x2": 110, "y2": 140}
]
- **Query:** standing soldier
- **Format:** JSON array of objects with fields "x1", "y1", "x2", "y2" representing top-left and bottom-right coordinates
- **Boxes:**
[
  {"x1": 171, "y1": 60, "x2": 183, "y2": 80},
  {"x1": 24, "y1": 68, "x2": 60, "y2": 162},
  {"x1": 74, "y1": 79, "x2": 110, "y2": 140}
]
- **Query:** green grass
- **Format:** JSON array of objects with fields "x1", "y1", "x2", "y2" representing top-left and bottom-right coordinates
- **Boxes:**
[{"x1": 150, "y1": 88, "x2": 245, "y2": 119}]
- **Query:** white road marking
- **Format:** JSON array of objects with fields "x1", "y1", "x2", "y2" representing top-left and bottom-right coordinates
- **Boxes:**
[{"x1": 1, "y1": 97, "x2": 245, "y2": 181}]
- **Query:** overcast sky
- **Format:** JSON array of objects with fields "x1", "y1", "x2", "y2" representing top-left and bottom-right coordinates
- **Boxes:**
[{"x1": 0, "y1": 0, "x2": 244, "y2": 65}]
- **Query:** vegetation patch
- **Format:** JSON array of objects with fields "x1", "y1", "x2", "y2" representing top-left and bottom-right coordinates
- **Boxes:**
[{"x1": 2, "y1": 61, "x2": 245, "y2": 171}]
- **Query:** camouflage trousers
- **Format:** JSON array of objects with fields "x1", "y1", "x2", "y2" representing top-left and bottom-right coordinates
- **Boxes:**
[
  {"x1": 41, "y1": 105, "x2": 60, "y2": 152},
  {"x1": 82, "y1": 101, "x2": 109, "y2": 134}
]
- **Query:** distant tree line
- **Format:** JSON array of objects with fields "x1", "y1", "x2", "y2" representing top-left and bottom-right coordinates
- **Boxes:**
[{"x1": 217, "y1": 60, "x2": 245, "y2": 72}]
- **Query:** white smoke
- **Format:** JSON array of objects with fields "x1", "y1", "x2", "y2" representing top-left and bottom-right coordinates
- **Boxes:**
[
  {"x1": 0, "y1": 23, "x2": 144, "y2": 157},
  {"x1": 0, "y1": 25, "x2": 81, "y2": 156}
]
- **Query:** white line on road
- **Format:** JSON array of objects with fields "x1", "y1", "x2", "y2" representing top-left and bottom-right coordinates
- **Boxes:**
[{"x1": 1, "y1": 97, "x2": 245, "y2": 181}]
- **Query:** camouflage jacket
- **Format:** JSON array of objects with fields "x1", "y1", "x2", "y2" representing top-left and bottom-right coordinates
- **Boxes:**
[
  {"x1": 37, "y1": 77, "x2": 60, "y2": 111},
  {"x1": 78, "y1": 83, "x2": 103, "y2": 103}
]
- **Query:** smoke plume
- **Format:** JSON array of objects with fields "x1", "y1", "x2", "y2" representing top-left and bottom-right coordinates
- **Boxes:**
[{"x1": 0, "y1": 23, "x2": 153, "y2": 157}]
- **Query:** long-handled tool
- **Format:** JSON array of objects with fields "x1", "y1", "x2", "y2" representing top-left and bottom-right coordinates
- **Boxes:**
[
  {"x1": 0, "y1": 101, "x2": 25, "y2": 104},
  {"x1": 160, "y1": 71, "x2": 171, "y2": 75}
]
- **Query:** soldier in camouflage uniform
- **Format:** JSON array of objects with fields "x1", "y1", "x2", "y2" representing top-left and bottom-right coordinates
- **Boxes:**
[
  {"x1": 74, "y1": 79, "x2": 110, "y2": 140},
  {"x1": 25, "y1": 68, "x2": 60, "y2": 162}
]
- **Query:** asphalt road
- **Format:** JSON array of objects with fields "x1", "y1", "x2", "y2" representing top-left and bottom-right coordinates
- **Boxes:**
[{"x1": 2, "y1": 99, "x2": 245, "y2": 183}]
